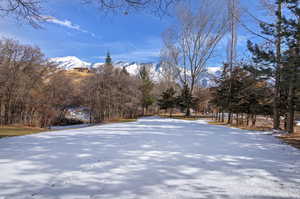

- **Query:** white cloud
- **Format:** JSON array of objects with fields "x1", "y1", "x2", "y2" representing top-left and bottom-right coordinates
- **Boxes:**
[{"x1": 43, "y1": 16, "x2": 95, "y2": 37}]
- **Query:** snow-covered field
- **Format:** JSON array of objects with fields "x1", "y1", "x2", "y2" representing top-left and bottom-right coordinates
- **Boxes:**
[{"x1": 0, "y1": 117, "x2": 300, "y2": 199}]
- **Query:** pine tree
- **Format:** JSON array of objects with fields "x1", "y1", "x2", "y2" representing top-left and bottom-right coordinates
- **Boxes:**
[
  {"x1": 138, "y1": 65, "x2": 155, "y2": 115},
  {"x1": 211, "y1": 63, "x2": 230, "y2": 122},
  {"x1": 105, "y1": 52, "x2": 112, "y2": 65},
  {"x1": 211, "y1": 63, "x2": 272, "y2": 127},
  {"x1": 281, "y1": 0, "x2": 300, "y2": 133},
  {"x1": 237, "y1": 65, "x2": 272, "y2": 126},
  {"x1": 158, "y1": 87, "x2": 177, "y2": 117},
  {"x1": 247, "y1": 0, "x2": 284, "y2": 129}
]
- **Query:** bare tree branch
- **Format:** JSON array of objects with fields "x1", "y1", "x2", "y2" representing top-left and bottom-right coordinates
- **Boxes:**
[
  {"x1": 0, "y1": 0, "x2": 181, "y2": 27},
  {"x1": 0, "y1": 0, "x2": 44, "y2": 28},
  {"x1": 163, "y1": 0, "x2": 229, "y2": 93}
]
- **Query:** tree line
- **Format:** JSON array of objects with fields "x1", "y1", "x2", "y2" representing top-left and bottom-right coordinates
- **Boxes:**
[
  {"x1": 157, "y1": 0, "x2": 299, "y2": 133},
  {"x1": 207, "y1": 0, "x2": 299, "y2": 133},
  {"x1": 0, "y1": 42, "x2": 161, "y2": 127},
  {"x1": 0, "y1": 39, "x2": 76, "y2": 127},
  {"x1": 0, "y1": 37, "x2": 210, "y2": 128}
]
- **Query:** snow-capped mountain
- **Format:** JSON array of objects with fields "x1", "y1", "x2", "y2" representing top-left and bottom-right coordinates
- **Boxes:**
[
  {"x1": 201, "y1": 66, "x2": 222, "y2": 87},
  {"x1": 50, "y1": 56, "x2": 161, "y2": 79},
  {"x1": 113, "y1": 61, "x2": 142, "y2": 75},
  {"x1": 49, "y1": 56, "x2": 92, "y2": 70},
  {"x1": 113, "y1": 61, "x2": 161, "y2": 80},
  {"x1": 49, "y1": 56, "x2": 221, "y2": 87}
]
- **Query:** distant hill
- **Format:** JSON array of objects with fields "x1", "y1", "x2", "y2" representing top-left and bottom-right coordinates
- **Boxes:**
[
  {"x1": 50, "y1": 56, "x2": 92, "y2": 70},
  {"x1": 49, "y1": 56, "x2": 221, "y2": 87}
]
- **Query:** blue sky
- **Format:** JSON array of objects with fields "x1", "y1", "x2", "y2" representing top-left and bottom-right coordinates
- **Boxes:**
[{"x1": 0, "y1": 0, "x2": 269, "y2": 65}]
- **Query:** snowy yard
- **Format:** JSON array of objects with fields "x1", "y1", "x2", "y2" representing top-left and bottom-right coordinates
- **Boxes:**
[{"x1": 0, "y1": 117, "x2": 300, "y2": 199}]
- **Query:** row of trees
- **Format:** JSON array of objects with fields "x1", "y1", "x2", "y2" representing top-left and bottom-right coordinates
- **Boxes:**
[
  {"x1": 157, "y1": 84, "x2": 210, "y2": 117},
  {"x1": 156, "y1": 0, "x2": 299, "y2": 133},
  {"x1": 249, "y1": 0, "x2": 299, "y2": 133},
  {"x1": 210, "y1": 63, "x2": 273, "y2": 127},
  {"x1": 0, "y1": 41, "x2": 163, "y2": 127},
  {"x1": 0, "y1": 39, "x2": 78, "y2": 127},
  {"x1": 82, "y1": 63, "x2": 142, "y2": 123},
  {"x1": 210, "y1": 0, "x2": 299, "y2": 133}
]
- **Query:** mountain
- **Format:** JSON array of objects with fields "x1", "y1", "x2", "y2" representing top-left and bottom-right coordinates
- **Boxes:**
[
  {"x1": 113, "y1": 61, "x2": 161, "y2": 80},
  {"x1": 49, "y1": 56, "x2": 92, "y2": 70},
  {"x1": 49, "y1": 56, "x2": 221, "y2": 87}
]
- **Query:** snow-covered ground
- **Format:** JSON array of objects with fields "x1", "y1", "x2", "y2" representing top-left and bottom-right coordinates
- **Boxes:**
[
  {"x1": 50, "y1": 124, "x2": 92, "y2": 130},
  {"x1": 0, "y1": 117, "x2": 299, "y2": 199}
]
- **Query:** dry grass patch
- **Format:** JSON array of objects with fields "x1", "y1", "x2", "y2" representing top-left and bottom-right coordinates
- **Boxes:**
[
  {"x1": 208, "y1": 119, "x2": 300, "y2": 150},
  {"x1": 238, "y1": 126, "x2": 273, "y2": 131},
  {"x1": 63, "y1": 70, "x2": 93, "y2": 84},
  {"x1": 159, "y1": 114, "x2": 202, "y2": 121},
  {"x1": 0, "y1": 125, "x2": 46, "y2": 138},
  {"x1": 209, "y1": 121, "x2": 273, "y2": 131},
  {"x1": 278, "y1": 129, "x2": 300, "y2": 149},
  {"x1": 208, "y1": 121, "x2": 227, "y2": 125},
  {"x1": 103, "y1": 118, "x2": 137, "y2": 124}
]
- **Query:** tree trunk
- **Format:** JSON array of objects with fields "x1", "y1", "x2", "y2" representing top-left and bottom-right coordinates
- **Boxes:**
[
  {"x1": 251, "y1": 114, "x2": 256, "y2": 127},
  {"x1": 228, "y1": 112, "x2": 232, "y2": 124},
  {"x1": 186, "y1": 104, "x2": 191, "y2": 117},
  {"x1": 287, "y1": 68, "x2": 296, "y2": 133},
  {"x1": 240, "y1": 113, "x2": 244, "y2": 126},
  {"x1": 284, "y1": 114, "x2": 288, "y2": 130},
  {"x1": 169, "y1": 108, "x2": 173, "y2": 118},
  {"x1": 287, "y1": 15, "x2": 299, "y2": 133},
  {"x1": 273, "y1": 0, "x2": 283, "y2": 130},
  {"x1": 246, "y1": 114, "x2": 250, "y2": 126},
  {"x1": 221, "y1": 110, "x2": 224, "y2": 122}
]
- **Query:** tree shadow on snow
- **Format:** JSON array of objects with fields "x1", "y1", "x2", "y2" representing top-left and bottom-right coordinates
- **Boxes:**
[{"x1": 0, "y1": 117, "x2": 299, "y2": 199}]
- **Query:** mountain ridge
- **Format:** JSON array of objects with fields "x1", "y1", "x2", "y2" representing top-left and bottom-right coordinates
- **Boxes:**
[{"x1": 49, "y1": 56, "x2": 221, "y2": 87}]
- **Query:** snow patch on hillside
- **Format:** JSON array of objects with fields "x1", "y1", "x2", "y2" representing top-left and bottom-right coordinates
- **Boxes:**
[{"x1": 50, "y1": 56, "x2": 91, "y2": 70}]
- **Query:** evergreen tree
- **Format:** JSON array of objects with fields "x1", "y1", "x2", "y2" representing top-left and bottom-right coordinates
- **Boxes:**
[
  {"x1": 281, "y1": 0, "x2": 300, "y2": 133},
  {"x1": 247, "y1": 0, "x2": 284, "y2": 129},
  {"x1": 138, "y1": 65, "x2": 155, "y2": 115},
  {"x1": 105, "y1": 52, "x2": 112, "y2": 65},
  {"x1": 177, "y1": 83, "x2": 195, "y2": 116},
  {"x1": 211, "y1": 63, "x2": 231, "y2": 122},
  {"x1": 211, "y1": 63, "x2": 272, "y2": 126},
  {"x1": 158, "y1": 87, "x2": 177, "y2": 117}
]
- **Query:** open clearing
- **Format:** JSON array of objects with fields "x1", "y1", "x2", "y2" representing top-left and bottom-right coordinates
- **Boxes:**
[{"x1": 0, "y1": 117, "x2": 299, "y2": 199}]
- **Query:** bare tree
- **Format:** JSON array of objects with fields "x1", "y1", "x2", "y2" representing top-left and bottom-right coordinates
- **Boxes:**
[
  {"x1": 158, "y1": 47, "x2": 180, "y2": 90},
  {"x1": 162, "y1": 0, "x2": 228, "y2": 115},
  {"x1": 0, "y1": 38, "x2": 58, "y2": 127},
  {"x1": 82, "y1": 63, "x2": 141, "y2": 123}
]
